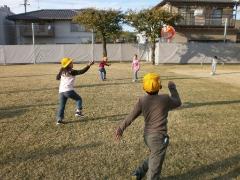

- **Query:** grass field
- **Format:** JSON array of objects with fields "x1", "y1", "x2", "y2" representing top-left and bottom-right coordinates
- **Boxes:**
[{"x1": 0, "y1": 63, "x2": 240, "y2": 180}]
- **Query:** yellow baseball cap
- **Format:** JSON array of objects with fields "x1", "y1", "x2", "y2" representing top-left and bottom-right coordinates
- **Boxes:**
[
  {"x1": 61, "y1": 57, "x2": 73, "y2": 68},
  {"x1": 143, "y1": 73, "x2": 161, "y2": 93}
]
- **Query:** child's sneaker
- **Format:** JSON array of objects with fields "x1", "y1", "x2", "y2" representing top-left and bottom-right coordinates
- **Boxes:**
[
  {"x1": 56, "y1": 119, "x2": 64, "y2": 125},
  {"x1": 131, "y1": 172, "x2": 141, "y2": 180},
  {"x1": 75, "y1": 110, "x2": 84, "y2": 118}
]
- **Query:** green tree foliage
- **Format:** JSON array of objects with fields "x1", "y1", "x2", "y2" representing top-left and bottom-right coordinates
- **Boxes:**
[
  {"x1": 73, "y1": 8, "x2": 124, "y2": 57},
  {"x1": 126, "y1": 9, "x2": 181, "y2": 64},
  {"x1": 119, "y1": 31, "x2": 137, "y2": 43}
]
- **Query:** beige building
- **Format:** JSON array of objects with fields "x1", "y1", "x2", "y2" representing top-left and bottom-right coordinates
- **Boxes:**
[{"x1": 155, "y1": 0, "x2": 239, "y2": 42}]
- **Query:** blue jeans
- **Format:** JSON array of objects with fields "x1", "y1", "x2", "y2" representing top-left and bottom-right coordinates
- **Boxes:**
[
  {"x1": 99, "y1": 68, "x2": 106, "y2": 80},
  {"x1": 57, "y1": 90, "x2": 82, "y2": 121}
]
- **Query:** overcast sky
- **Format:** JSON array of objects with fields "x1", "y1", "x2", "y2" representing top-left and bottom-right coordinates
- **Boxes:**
[{"x1": 1, "y1": 0, "x2": 161, "y2": 14}]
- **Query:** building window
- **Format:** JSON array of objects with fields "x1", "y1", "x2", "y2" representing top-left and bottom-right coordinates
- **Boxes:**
[
  {"x1": 38, "y1": 23, "x2": 45, "y2": 32},
  {"x1": 178, "y1": 6, "x2": 195, "y2": 25},
  {"x1": 71, "y1": 23, "x2": 85, "y2": 32},
  {"x1": 211, "y1": 8, "x2": 223, "y2": 25},
  {"x1": 212, "y1": 8, "x2": 222, "y2": 19}
]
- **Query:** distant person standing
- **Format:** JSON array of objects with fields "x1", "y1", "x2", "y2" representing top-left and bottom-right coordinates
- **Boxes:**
[
  {"x1": 211, "y1": 56, "x2": 218, "y2": 75},
  {"x1": 99, "y1": 57, "x2": 111, "y2": 81},
  {"x1": 132, "y1": 54, "x2": 140, "y2": 82}
]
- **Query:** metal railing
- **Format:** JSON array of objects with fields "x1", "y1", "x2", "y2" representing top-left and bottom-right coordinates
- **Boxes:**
[{"x1": 176, "y1": 13, "x2": 236, "y2": 27}]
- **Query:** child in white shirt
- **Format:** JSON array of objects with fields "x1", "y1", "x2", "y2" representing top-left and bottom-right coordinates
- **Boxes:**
[
  {"x1": 211, "y1": 56, "x2": 218, "y2": 75},
  {"x1": 56, "y1": 57, "x2": 94, "y2": 124}
]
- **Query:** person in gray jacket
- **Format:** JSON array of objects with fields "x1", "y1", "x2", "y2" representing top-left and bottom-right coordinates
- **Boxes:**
[{"x1": 115, "y1": 73, "x2": 182, "y2": 180}]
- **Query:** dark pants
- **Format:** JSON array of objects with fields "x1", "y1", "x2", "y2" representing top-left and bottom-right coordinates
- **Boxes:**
[
  {"x1": 135, "y1": 133, "x2": 169, "y2": 180},
  {"x1": 99, "y1": 68, "x2": 106, "y2": 80},
  {"x1": 133, "y1": 70, "x2": 139, "y2": 80},
  {"x1": 57, "y1": 90, "x2": 82, "y2": 121}
]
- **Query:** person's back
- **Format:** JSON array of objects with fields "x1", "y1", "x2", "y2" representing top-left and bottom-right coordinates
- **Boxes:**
[
  {"x1": 141, "y1": 94, "x2": 171, "y2": 134},
  {"x1": 116, "y1": 73, "x2": 181, "y2": 180}
]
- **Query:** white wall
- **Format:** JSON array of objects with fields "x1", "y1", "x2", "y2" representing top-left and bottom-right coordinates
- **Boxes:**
[
  {"x1": 155, "y1": 42, "x2": 240, "y2": 64},
  {"x1": 0, "y1": 44, "x2": 145, "y2": 64},
  {"x1": 20, "y1": 21, "x2": 93, "y2": 44},
  {"x1": 54, "y1": 21, "x2": 92, "y2": 44},
  {"x1": 0, "y1": 43, "x2": 239, "y2": 64}
]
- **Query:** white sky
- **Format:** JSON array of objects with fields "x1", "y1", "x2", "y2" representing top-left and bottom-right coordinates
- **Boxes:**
[
  {"x1": 1, "y1": 0, "x2": 161, "y2": 14},
  {"x1": 1, "y1": 0, "x2": 239, "y2": 31}
]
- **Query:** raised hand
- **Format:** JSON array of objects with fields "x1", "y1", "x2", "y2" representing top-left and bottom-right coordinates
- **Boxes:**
[
  {"x1": 88, "y1": 61, "x2": 94, "y2": 66},
  {"x1": 168, "y1": 81, "x2": 176, "y2": 89}
]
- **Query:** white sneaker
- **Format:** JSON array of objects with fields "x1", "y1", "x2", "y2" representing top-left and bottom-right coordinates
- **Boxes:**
[
  {"x1": 75, "y1": 110, "x2": 84, "y2": 118},
  {"x1": 56, "y1": 119, "x2": 64, "y2": 125}
]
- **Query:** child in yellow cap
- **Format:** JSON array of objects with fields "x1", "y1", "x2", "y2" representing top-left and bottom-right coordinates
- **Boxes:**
[
  {"x1": 56, "y1": 58, "x2": 94, "y2": 125},
  {"x1": 115, "y1": 73, "x2": 182, "y2": 180}
]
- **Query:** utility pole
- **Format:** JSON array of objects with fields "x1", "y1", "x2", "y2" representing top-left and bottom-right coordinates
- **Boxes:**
[
  {"x1": 37, "y1": 0, "x2": 40, "y2": 9},
  {"x1": 224, "y1": 18, "x2": 228, "y2": 43},
  {"x1": 20, "y1": 0, "x2": 30, "y2": 13}
]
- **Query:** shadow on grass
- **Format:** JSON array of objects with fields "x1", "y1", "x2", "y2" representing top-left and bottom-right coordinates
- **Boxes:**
[
  {"x1": 214, "y1": 72, "x2": 240, "y2": 76},
  {"x1": 212, "y1": 167, "x2": 240, "y2": 180},
  {"x1": 0, "y1": 74, "x2": 56, "y2": 79},
  {"x1": 65, "y1": 113, "x2": 128, "y2": 124},
  {"x1": 112, "y1": 76, "x2": 207, "y2": 81},
  {"x1": 0, "y1": 109, "x2": 28, "y2": 120},
  {"x1": 111, "y1": 77, "x2": 133, "y2": 81},
  {"x1": 0, "y1": 103, "x2": 57, "y2": 111},
  {"x1": 0, "y1": 87, "x2": 59, "y2": 94},
  {"x1": 181, "y1": 100, "x2": 240, "y2": 109},
  {"x1": 0, "y1": 142, "x2": 102, "y2": 165},
  {"x1": 164, "y1": 76, "x2": 206, "y2": 80},
  {"x1": 0, "y1": 81, "x2": 140, "y2": 94},
  {"x1": 163, "y1": 154, "x2": 240, "y2": 180},
  {"x1": 77, "y1": 81, "x2": 140, "y2": 88}
]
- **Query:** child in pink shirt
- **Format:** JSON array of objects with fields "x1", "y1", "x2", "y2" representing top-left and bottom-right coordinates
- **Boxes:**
[{"x1": 132, "y1": 54, "x2": 140, "y2": 82}]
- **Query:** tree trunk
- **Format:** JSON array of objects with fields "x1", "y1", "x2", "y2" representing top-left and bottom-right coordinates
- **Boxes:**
[
  {"x1": 151, "y1": 39, "x2": 156, "y2": 65},
  {"x1": 102, "y1": 35, "x2": 107, "y2": 57}
]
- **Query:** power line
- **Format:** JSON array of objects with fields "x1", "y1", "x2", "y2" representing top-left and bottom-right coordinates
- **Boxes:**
[{"x1": 20, "y1": 0, "x2": 30, "y2": 13}]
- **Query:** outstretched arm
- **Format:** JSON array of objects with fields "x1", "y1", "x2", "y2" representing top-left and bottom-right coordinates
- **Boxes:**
[
  {"x1": 168, "y1": 81, "x2": 182, "y2": 110},
  {"x1": 71, "y1": 61, "x2": 94, "y2": 76},
  {"x1": 115, "y1": 99, "x2": 142, "y2": 140},
  {"x1": 56, "y1": 68, "x2": 63, "y2": 80}
]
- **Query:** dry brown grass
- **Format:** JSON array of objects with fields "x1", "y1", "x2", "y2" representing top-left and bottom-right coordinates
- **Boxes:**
[{"x1": 0, "y1": 63, "x2": 240, "y2": 180}]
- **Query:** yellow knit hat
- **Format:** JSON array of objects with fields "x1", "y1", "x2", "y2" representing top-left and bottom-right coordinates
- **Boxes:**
[
  {"x1": 143, "y1": 73, "x2": 161, "y2": 93},
  {"x1": 61, "y1": 57, "x2": 73, "y2": 68}
]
